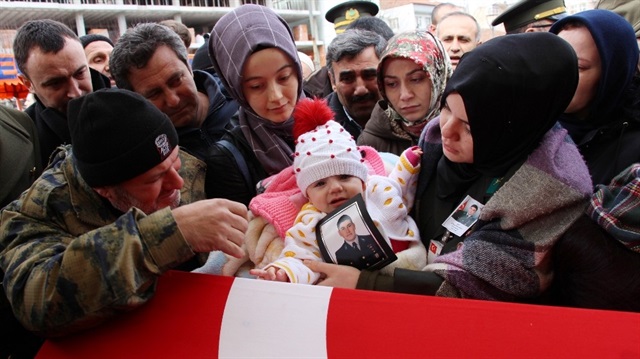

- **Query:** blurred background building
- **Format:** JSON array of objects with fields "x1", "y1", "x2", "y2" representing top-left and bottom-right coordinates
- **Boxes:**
[{"x1": 0, "y1": 0, "x2": 598, "y2": 108}]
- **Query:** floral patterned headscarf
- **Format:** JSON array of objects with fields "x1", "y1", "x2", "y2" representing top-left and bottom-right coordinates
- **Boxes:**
[{"x1": 377, "y1": 30, "x2": 452, "y2": 124}]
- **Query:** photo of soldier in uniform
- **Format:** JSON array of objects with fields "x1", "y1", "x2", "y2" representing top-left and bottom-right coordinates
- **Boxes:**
[{"x1": 316, "y1": 195, "x2": 396, "y2": 270}]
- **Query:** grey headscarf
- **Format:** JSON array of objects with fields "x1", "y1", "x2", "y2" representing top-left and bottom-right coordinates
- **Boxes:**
[{"x1": 209, "y1": 4, "x2": 305, "y2": 175}]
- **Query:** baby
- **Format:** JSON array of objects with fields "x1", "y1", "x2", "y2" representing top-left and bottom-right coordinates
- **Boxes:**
[{"x1": 250, "y1": 98, "x2": 426, "y2": 283}]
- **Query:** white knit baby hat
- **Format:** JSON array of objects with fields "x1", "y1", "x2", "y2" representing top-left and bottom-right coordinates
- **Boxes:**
[{"x1": 293, "y1": 98, "x2": 368, "y2": 195}]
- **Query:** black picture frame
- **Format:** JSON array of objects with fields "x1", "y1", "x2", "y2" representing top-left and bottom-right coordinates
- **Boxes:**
[{"x1": 315, "y1": 194, "x2": 397, "y2": 271}]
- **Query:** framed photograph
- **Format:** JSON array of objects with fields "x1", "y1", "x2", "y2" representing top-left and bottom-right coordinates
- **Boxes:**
[
  {"x1": 315, "y1": 194, "x2": 397, "y2": 271},
  {"x1": 442, "y1": 195, "x2": 484, "y2": 237}
]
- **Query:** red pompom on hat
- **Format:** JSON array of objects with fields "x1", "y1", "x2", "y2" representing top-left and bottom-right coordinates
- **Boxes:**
[
  {"x1": 293, "y1": 97, "x2": 336, "y2": 139},
  {"x1": 292, "y1": 98, "x2": 368, "y2": 196}
]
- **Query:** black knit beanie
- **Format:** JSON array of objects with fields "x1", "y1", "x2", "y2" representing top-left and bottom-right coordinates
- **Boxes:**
[
  {"x1": 68, "y1": 88, "x2": 179, "y2": 187},
  {"x1": 79, "y1": 34, "x2": 114, "y2": 48}
]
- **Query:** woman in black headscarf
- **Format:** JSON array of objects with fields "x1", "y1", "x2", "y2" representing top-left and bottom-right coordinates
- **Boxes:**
[{"x1": 306, "y1": 32, "x2": 593, "y2": 302}]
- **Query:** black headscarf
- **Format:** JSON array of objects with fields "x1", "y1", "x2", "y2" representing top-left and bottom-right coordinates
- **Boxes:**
[{"x1": 440, "y1": 32, "x2": 579, "y2": 180}]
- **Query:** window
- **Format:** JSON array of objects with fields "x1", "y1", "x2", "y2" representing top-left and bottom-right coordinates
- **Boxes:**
[{"x1": 388, "y1": 17, "x2": 399, "y2": 31}]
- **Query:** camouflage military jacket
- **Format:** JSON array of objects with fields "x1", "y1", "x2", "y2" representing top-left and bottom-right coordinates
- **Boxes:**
[{"x1": 0, "y1": 146, "x2": 206, "y2": 336}]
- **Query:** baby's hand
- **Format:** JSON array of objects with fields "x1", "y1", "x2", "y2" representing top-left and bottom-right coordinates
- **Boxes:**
[
  {"x1": 410, "y1": 146, "x2": 423, "y2": 157},
  {"x1": 404, "y1": 146, "x2": 423, "y2": 167},
  {"x1": 250, "y1": 267, "x2": 289, "y2": 282}
]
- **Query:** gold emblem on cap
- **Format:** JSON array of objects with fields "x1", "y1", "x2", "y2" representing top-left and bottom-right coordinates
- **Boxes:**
[
  {"x1": 534, "y1": 6, "x2": 566, "y2": 20},
  {"x1": 345, "y1": 8, "x2": 360, "y2": 21}
]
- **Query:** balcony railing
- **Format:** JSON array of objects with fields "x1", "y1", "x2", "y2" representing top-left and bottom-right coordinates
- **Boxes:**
[
  {"x1": 271, "y1": 0, "x2": 309, "y2": 11},
  {"x1": 3, "y1": 0, "x2": 310, "y2": 9}
]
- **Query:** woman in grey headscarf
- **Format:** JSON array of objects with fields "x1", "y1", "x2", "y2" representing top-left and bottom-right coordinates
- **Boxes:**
[{"x1": 209, "y1": 4, "x2": 305, "y2": 180}]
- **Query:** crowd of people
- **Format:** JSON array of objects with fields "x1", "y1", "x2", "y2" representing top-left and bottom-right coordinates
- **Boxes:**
[{"x1": 1, "y1": 0, "x2": 639, "y2": 357}]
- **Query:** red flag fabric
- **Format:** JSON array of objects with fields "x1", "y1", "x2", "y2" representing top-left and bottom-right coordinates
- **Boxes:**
[{"x1": 37, "y1": 270, "x2": 640, "y2": 358}]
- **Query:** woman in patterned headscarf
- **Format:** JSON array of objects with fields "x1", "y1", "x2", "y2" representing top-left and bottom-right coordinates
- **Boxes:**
[
  {"x1": 209, "y1": 4, "x2": 305, "y2": 182},
  {"x1": 357, "y1": 30, "x2": 452, "y2": 155}
]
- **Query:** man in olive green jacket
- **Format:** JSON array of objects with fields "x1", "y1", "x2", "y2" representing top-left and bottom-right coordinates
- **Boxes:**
[
  {"x1": 0, "y1": 89, "x2": 248, "y2": 338},
  {"x1": 0, "y1": 105, "x2": 42, "y2": 208}
]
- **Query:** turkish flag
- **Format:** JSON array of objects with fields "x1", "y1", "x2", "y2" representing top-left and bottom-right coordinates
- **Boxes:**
[{"x1": 38, "y1": 271, "x2": 640, "y2": 358}]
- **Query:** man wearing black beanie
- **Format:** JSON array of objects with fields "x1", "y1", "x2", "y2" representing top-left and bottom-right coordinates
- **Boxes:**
[{"x1": 0, "y1": 88, "x2": 248, "y2": 339}]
